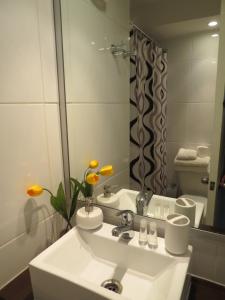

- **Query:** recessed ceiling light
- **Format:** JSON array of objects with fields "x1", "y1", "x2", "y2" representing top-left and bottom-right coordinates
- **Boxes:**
[
  {"x1": 208, "y1": 21, "x2": 218, "y2": 27},
  {"x1": 211, "y1": 33, "x2": 219, "y2": 37}
]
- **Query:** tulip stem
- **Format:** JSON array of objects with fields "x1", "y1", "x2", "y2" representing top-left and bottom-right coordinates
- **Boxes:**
[
  {"x1": 65, "y1": 220, "x2": 72, "y2": 230},
  {"x1": 43, "y1": 188, "x2": 54, "y2": 197},
  {"x1": 84, "y1": 168, "x2": 90, "y2": 182}
]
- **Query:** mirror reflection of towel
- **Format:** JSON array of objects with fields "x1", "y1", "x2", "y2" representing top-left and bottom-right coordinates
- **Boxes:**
[{"x1": 176, "y1": 148, "x2": 197, "y2": 160}]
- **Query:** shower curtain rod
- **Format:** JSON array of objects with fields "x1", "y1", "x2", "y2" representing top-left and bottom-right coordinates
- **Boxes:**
[{"x1": 130, "y1": 23, "x2": 168, "y2": 53}]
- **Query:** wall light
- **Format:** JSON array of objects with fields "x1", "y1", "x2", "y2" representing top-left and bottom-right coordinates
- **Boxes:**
[
  {"x1": 208, "y1": 21, "x2": 218, "y2": 27},
  {"x1": 211, "y1": 33, "x2": 219, "y2": 37}
]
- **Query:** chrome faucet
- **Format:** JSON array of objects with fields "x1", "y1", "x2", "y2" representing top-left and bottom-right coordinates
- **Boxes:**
[
  {"x1": 112, "y1": 210, "x2": 134, "y2": 240},
  {"x1": 136, "y1": 190, "x2": 153, "y2": 216}
]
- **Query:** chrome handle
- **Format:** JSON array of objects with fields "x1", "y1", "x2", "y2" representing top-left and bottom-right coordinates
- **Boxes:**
[
  {"x1": 116, "y1": 210, "x2": 134, "y2": 226},
  {"x1": 220, "y1": 183, "x2": 225, "y2": 189},
  {"x1": 103, "y1": 184, "x2": 118, "y2": 197},
  {"x1": 201, "y1": 177, "x2": 209, "y2": 184},
  {"x1": 220, "y1": 175, "x2": 225, "y2": 189}
]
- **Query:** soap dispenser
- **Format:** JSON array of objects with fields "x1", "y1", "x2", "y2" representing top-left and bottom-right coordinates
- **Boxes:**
[
  {"x1": 76, "y1": 197, "x2": 103, "y2": 230},
  {"x1": 96, "y1": 185, "x2": 119, "y2": 208}
]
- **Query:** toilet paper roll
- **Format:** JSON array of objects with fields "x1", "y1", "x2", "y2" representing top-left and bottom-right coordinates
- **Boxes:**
[
  {"x1": 197, "y1": 146, "x2": 209, "y2": 158},
  {"x1": 165, "y1": 213, "x2": 190, "y2": 255},
  {"x1": 175, "y1": 197, "x2": 196, "y2": 227}
]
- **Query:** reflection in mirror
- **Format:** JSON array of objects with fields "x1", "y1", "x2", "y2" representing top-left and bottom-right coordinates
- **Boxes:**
[{"x1": 60, "y1": 0, "x2": 225, "y2": 232}]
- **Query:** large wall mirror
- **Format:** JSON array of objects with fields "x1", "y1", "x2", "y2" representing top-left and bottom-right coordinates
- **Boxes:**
[{"x1": 59, "y1": 0, "x2": 225, "y2": 232}]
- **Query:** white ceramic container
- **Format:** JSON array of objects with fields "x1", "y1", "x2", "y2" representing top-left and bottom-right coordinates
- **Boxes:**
[
  {"x1": 165, "y1": 213, "x2": 190, "y2": 255},
  {"x1": 76, "y1": 206, "x2": 103, "y2": 230},
  {"x1": 175, "y1": 197, "x2": 196, "y2": 227}
]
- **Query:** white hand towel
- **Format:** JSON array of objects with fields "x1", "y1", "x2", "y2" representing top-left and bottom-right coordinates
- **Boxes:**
[
  {"x1": 176, "y1": 148, "x2": 197, "y2": 160},
  {"x1": 174, "y1": 155, "x2": 210, "y2": 168}
]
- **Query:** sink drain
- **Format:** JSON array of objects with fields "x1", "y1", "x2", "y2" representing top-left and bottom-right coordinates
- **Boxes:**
[{"x1": 101, "y1": 279, "x2": 123, "y2": 294}]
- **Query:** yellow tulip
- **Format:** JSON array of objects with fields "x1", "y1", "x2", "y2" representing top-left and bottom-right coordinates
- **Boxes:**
[
  {"x1": 99, "y1": 165, "x2": 113, "y2": 176},
  {"x1": 86, "y1": 173, "x2": 99, "y2": 185},
  {"x1": 89, "y1": 160, "x2": 99, "y2": 169},
  {"x1": 27, "y1": 185, "x2": 43, "y2": 197}
]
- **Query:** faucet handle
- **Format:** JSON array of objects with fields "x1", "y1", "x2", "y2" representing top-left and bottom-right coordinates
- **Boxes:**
[
  {"x1": 103, "y1": 184, "x2": 118, "y2": 197},
  {"x1": 116, "y1": 210, "x2": 134, "y2": 226}
]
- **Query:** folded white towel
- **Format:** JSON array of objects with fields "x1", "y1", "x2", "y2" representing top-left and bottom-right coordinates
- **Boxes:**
[
  {"x1": 174, "y1": 156, "x2": 210, "y2": 168},
  {"x1": 176, "y1": 148, "x2": 197, "y2": 160}
]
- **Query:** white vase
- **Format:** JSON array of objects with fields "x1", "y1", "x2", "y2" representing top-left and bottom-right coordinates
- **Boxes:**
[{"x1": 76, "y1": 206, "x2": 103, "y2": 230}]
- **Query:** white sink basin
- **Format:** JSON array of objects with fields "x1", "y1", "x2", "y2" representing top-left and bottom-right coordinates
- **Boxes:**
[
  {"x1": 115, "y1": 189, "x2": 204, "y2": 228},
  {"x1": 30, "y1": 223, "x2": 191, "y2": 300}
]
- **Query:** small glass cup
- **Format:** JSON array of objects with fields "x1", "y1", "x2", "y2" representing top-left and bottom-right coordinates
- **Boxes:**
[
  {"x1": 148, "y1": 222, "x2": 158, "y2": 249},
  {"x1": 139, "y1": 218, "x2": 147, "y2": 246}
]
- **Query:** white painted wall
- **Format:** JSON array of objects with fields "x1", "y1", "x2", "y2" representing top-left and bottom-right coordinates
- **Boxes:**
[
  {"x1": 62, "y1": 0, "x2": 130, "y2": 190},
  {"x1": 163, "y1": 32, "x2": 219, "y2": 187},
  {"x1": 0, "y1": 0, "x2": 63, "y2": 288}
]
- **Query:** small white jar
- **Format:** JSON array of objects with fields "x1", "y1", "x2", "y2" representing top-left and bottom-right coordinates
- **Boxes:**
[
  {"x1": 76, "y1": 206, "x2": 103, "y2": 230},
  {"x1": 175, "y1": 197, "x2": 196, "y2": 227},
  {"x1": 165, "y1": 213, "x2": 190, "y2": 255},
  {"x1": 76, "y1": 197, "x2": 103, "y2": 230}
]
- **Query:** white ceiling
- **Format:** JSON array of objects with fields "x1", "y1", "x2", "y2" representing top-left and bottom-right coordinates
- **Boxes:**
[{"x1": 130, "y1": 0, "x2": 221, "y2": 41}]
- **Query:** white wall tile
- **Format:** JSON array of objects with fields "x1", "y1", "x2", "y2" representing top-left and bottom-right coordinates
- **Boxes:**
[
  {"x1": 104, "y1": 19, "x2": 130, "y2": 104},
  {"x1": 192, "y1": 32, "x2": 219, "y2": 61},
  {"x1": 0, "y1": 0, "x2": 43, "y2": 102},
  {"x1": 164, "y1": 36, "x2": 193, "y2": 63},
  {"x1": 215, "y1": 242, "x2": 225, "y2": 284},
  {"x1": 62, "y1": 0, "x2": 107, "y2": 103},
  {"x1": 44, "y1": 104, "x2": 63, "y2": 191},
  {"x1": 188, "y1": 232, "x2": 225, "y2": 283},
  {"x1": 166, "y1": 32, "x2": 218, "y2": 188},
  {"x1": 166, "y1": 142, "x2": 181, "y2": 185},
  {"x1": 84, "y1": 0, "x2": 130, "y2": 30},
  {"x1": 67, "y1": 103, "x2": 129, "y2": 181},
  {"x1": 186, "y1": 103, "x2": 214, "y2": 144},
  {"x1": 190, "y1": 237, "x2": 217, "y2": 279},
  {"x1": 0, "y1": 0, "x2": 58, "y2": 103},
  {"x1": 0, "y1": 214, "x2": 60, "y2": 289},
  {"x1": 167, "y1": 102, "x2": 189, "y2": 142},
  {"x1": 191, "y1": 59, "x2": 218, "y2": 102},
  {"x1": 0, "y1": 0, "x2": 62, "y2": 288},
  {"x1": 167, "y1": 60, "x2": 193, "y2": 102},
  {"x1": 62, "y1": 0, "x2": 129, "y2": 103},
  {"x1": 63, "y1": 0, "x2": 130, "y2": 190},
  {"x1": 37, "y1": 0, "x2": 59, "y2": 102},
  {"x1": 0, "y1": 104, "x2": 63, "y2": 247}
]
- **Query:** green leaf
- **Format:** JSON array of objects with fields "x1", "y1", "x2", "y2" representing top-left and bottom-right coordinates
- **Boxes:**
[
  {"x1": 70, "y1": 188, "x2": 79, "y2": 218},
  {"x1": 72, "y1": 178, "x2": 93, "y2": 198},
  {"x1": 50, "y1": 183, "x2": 68, "y2": 221},
  {"x1": 69, "y1": 178, "x2": 83, "y2": 219},
  {"x1": 70, "y1": 177, "x2": 88, "y2": 197},
  {"x1": 83, "y1": 182, "x2": 93, "y2": 197}
]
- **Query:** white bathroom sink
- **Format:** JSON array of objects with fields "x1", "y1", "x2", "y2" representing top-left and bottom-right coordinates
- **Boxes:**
[
  {"x1": 29, "y1": 222, "x2": 191, "y2": 300},
  {"x1": 115, "y1": 189, "x2": 205, "y2": 228}
]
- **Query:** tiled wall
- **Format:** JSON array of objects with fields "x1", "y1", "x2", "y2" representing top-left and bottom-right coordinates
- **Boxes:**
[
  {"x1": 190, "y1": 229, "x2": 225, "y2": 286},
  {"x1": 163, "y1": 32, "x2": 219, "y2": 186},
  {"x1": 0, "y1": 0, "x2": 63, "y2": 288},
  {"x1": 61, "y1": 0, "x2": 130, "y2": 190}
]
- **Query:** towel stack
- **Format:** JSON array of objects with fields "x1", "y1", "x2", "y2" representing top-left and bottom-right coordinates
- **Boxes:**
[
  {"x1": 176, "y1": 148, "x2": 197, "y2": 160},
  {"x1": 174, "y1": 146, "x2": 210, "y2": 171}
]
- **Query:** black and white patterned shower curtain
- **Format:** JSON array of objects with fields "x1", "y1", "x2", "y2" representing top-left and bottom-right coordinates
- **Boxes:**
[{"x1": 130, "y1": 28, "x2": 168, "y2": 195}]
